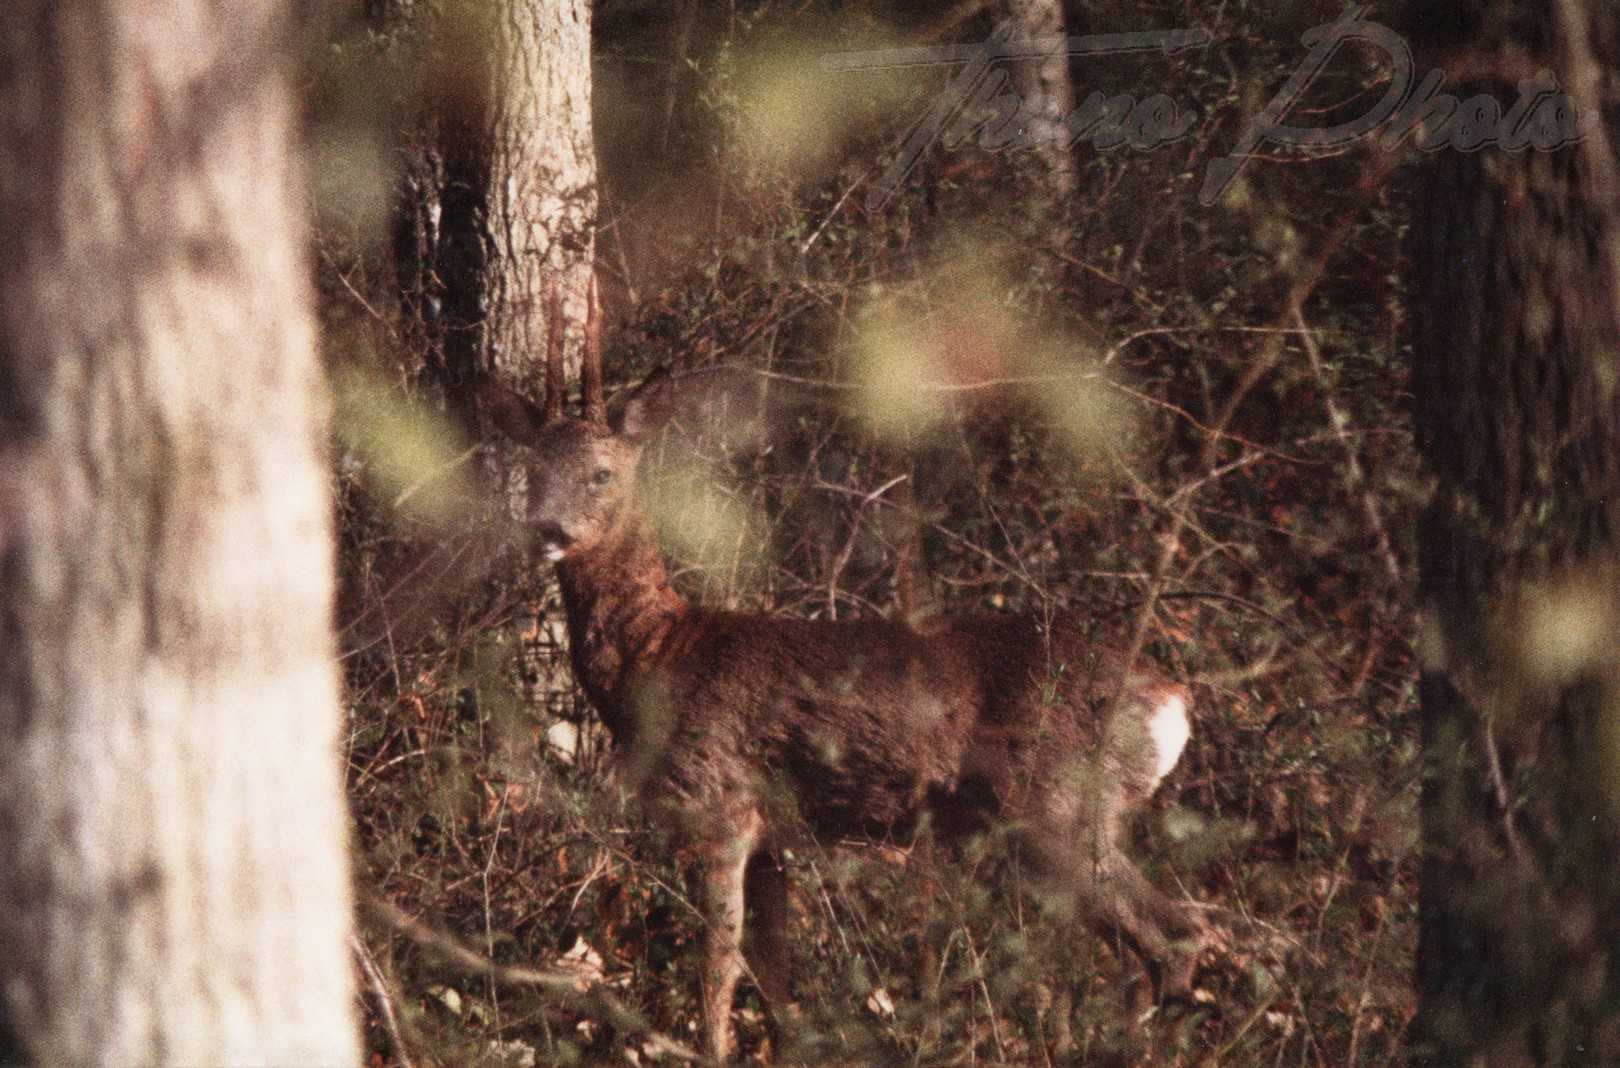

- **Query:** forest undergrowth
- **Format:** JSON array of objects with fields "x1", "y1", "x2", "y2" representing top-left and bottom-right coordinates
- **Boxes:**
[{"x1": 322, "y1": 4, "x2": 1423, "y2": 1063}]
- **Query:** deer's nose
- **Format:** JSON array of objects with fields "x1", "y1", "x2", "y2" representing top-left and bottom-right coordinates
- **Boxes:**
[
  {"x1": 535, "y1": 522, "x2": 574, "y2": 557},
  {"x1": 534, "y1": 521, "x2": 573, "y2": 547}
]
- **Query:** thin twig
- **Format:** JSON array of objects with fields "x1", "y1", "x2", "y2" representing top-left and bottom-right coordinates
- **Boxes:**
[
  {"x1": 482, "y1": 785, "x2": 509, "y2": 1026},
  {"x1": 799, "y1": 166, "x2": 877, "y2": 255},
  {"x1": 351, "y1": 933, "x2": 416, "y2": 1068},
  {"x1": 1293, "y1": 307, "x2": 1401, "y2": 587},
  {"x1": 1480, "y1": 719, "x2": 1526, "y2": 864},
  {"x1": 825, "y1": 474, "x2": 908, "y2": 618}
]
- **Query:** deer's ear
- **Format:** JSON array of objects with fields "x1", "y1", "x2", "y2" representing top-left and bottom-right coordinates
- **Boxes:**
[
  {"x1": 479, "y1": 380, "x2": 548, "y2": 444},
  {"x1": 612, "y1": 367, "x2": 678, "y2": 441}
]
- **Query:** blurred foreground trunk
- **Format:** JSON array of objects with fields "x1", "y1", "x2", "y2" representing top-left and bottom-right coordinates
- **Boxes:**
[
  {"x1": 0, "y1": 3, "x2": 357, "y2": 1062},
  {"x1": 1407, "y1": 2, "x2": 1620, "y2": 1061}
]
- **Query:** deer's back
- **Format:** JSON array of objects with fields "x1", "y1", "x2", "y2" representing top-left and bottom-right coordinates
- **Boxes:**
[{"x1": 620, "y1": 609, "x2": 1169, "y2": 843}]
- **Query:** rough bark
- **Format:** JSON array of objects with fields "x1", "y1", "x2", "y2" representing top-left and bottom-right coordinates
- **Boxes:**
[
  {"x1": 430, "y1": 0, "x2": 598, "y2": 712},
  {"x1": 1407, "y1": 2, "x2": 1620, "y2": 1062},
  {"x1": 436, "y1": 0, "x2": 597, "y2": 405},
  {"x1": 0, "y1": 3, "x2": 357, "y2": 1063}
]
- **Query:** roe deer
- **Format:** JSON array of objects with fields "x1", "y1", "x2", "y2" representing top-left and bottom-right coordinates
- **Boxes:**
[{"x1": 484, "y1": 367, "x2": 1207, "y2": 1061}]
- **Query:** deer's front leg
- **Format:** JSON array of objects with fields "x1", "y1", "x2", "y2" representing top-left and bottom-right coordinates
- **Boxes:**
[
  {"x1": 694, "y1": 809, "x2": 762, "y2": 1061},
  {"x1": 907, "y1": 832, "x2": 943, "y2": 1003}
]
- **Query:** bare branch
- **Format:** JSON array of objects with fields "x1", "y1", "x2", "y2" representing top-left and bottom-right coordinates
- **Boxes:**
[
  {"x1": 583, "y1": 272, "x2": 607, "y2": 424},
  {"x1": 363, "y1": 896, "x2": 702, "y2": 1063},
  {"x1": 544, "y1": 288, "x2": 567, "y2": 422}
]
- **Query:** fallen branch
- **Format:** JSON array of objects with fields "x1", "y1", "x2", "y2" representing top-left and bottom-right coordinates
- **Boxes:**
[{"x1": 361, "y1": 896, "x2": 702, "y2": 1063}]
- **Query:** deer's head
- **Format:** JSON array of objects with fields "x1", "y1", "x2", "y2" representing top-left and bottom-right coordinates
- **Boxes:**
[{"x1": 482, "y1": 369, "x2": 677, "y2": 561}]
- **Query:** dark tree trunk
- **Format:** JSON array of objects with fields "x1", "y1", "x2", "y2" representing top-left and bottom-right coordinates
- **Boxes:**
[
  {"x1": 0, "y1": 1, "x2": 357, "y2": 1063},
  {"x1": 371, "y1": 0, "x2": 447, "y2": 395},
  {"x1": 1407, "y1": 2, "x2": 1620, "y2": 1062}
]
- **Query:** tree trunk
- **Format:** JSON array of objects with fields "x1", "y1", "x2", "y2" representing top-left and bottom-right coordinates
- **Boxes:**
[
  {"x1": 371, "y1": 0, "x2": 447, "y2": 395},
  {"x1": 431, "y1": 0, "x2": 598, "y2": 712},
  {"x1": 1004, "y1": 0, "x2": 1078, "y2": 202},
  {"x1": 436, "y1": 0, "x2": 597, "y2": 408},
  {"x1": 1407, "y1": 3, "x2": 1620, "y2": 1062},
  {"x1": 0, "y1": 3, "x2": 357, "y2": 1063}
]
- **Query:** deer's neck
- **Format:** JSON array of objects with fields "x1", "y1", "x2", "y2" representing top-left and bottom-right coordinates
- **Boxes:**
[{"x1": 553, "y1": 507, "x2": 686, "y2": 737}]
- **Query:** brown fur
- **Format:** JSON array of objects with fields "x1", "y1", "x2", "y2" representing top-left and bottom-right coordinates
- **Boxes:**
[{"x1": 485, "y1": 371, "x2": 1206, "y2": 1060}]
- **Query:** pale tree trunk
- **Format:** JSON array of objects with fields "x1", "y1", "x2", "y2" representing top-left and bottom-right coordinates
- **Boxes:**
[
  {"x1": 0, "y1": 3, "x2": 357, "y2": 1064},
  {"x1": 1406, "y1": 1, "x2": 1620, "y2": 1062},
  {"x1": 434, "y1": 0, "x2": 598, "y2": 711},
  {"x1": 1004, "y1": 0, "x2": 1078, "y2": 201},
  {"x1": 437, "y1": 0, "x2": 597, "y2": 401}
]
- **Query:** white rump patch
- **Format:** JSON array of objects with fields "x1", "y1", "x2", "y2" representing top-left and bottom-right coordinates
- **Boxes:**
[
  {"x1": 1147, "y1": 692, "x2": 1191, "y2": 783},
  {"x1": 546, "y1": 719, "x2": 581, "y2": 764}
]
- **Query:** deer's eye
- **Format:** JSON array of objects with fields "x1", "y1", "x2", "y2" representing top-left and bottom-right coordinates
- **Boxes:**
[{"x1": 590, "y1": 468, "x2": 614, "y2": 488}]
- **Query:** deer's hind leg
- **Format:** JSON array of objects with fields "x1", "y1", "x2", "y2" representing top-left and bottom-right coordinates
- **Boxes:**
[
  {"x1": 1025, "y1": 781, "x2": 1205, "y2": 1020},
  {"x1": 744, "y1": 850, "x2": 794, "y2": 1052},
  {"x1": 694, "y1": 808, "x2": 764, "y2": 1061},
  {"x1": 1073, "y1": 846, "x2": 1206, "y2": 1003}
]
